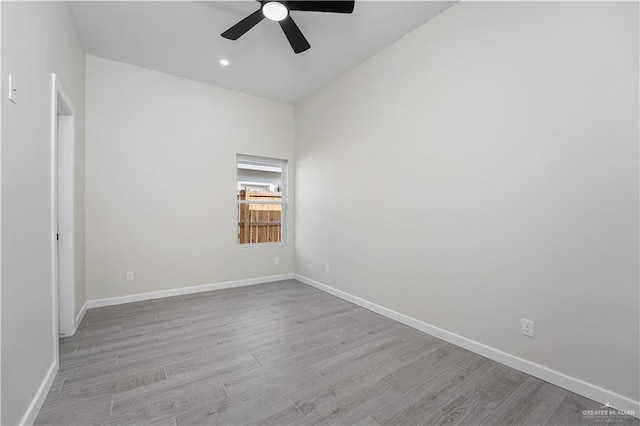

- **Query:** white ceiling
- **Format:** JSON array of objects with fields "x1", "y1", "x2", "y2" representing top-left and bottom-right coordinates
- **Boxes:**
[{"x1": 71, "y1": 1, "x2": 455, "y2": 104}]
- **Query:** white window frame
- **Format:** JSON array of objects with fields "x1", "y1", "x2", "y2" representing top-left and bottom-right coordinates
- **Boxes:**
[{"x1": 236, "y1": 154, "x2": 287, "y2": 247}]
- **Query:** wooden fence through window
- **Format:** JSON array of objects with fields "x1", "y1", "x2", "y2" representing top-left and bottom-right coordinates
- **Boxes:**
[{"x1": 237, "y1": 189, "x2": 282, "y2": 244}]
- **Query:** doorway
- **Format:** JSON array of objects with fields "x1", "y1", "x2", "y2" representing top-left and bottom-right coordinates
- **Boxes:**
[{"x1": 51, "y1": 75, "x2": 76, "y2": 338}]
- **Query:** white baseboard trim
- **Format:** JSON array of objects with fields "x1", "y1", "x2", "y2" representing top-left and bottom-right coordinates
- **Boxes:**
[
  {"x1": 87, "y1": 274, "x2": 295, "y2": 309},
  {"x1": 294, "y1": 274, "x2": 640, "y2": 419},
  {"x1": 75, "y1": 301, "x2": 87, "y2": 330},
  {"x1": 20, "y1": 360, "x2": 58, "y2": 426}
]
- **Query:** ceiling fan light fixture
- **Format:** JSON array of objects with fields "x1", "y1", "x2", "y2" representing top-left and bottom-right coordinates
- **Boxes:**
[
  {"x1": 221, "y1": 1, "x2": 354, "y2": 54},
  {"x1": 262, "y1": 2, "x2": 288, "y2": 21}
]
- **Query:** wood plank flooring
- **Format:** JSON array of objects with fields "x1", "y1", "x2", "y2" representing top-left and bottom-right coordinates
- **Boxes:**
[{"x1": 35, "y1": 280, "x2": 638, "y2": 425}]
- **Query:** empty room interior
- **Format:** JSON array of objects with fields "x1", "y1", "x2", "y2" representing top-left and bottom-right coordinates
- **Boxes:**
[{"x1": 1, "y1": 0, "x2": 639, "y2": 425}]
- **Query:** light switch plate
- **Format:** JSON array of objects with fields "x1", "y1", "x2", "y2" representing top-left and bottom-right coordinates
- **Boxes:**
[{"x1": 8, "y1": 74, "x2": 17, "y2": 104}]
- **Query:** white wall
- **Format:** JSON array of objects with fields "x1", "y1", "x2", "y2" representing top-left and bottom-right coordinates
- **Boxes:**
[
  {"x1": 0, "y1": 3, "x2": 4, "y2": 422},
  {"x1": 85, "y1": 56, "x2": 295, "y2": 301},
  {"x1": 296, "y1": 1, "x2": 639, "y2": 407},
  {"x1": 1, "y1": 2, "x2": 86, "y2": 424}
]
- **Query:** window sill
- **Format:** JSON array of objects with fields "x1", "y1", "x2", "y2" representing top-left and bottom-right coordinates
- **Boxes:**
[{"x1": 236, "y1": 242, "x2": 287, "y2": 249}]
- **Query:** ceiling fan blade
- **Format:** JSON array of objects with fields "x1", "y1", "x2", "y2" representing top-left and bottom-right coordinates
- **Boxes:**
[
  {"x1": 279, "y1": 16, "x2": 310, "y2": 54},
  {"x1": 287, "y1": 1, "x2": 355, "y2": 14},
  {"x1": 221, "y1": 9, "x2": 265, "y2": 40}
]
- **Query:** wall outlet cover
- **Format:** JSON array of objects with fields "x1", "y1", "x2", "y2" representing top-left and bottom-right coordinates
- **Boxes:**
[{"x1": 521, "y1": 318, "x2": 534, "y2": 337}]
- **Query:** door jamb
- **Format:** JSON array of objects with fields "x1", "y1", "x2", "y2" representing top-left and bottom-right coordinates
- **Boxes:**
[{"x1": 50, "y1": 74, "x2": 77, "y2": 354}]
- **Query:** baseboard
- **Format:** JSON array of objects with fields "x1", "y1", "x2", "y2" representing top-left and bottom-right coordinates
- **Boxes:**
[
  {"x1": 19, "y1": 360, "x2": 58, "y2": 426},
  {"x1": 75, "y1": 301, "x2": 87, "y2": 330},
  {"x1": 87, "y1": 274, "x2": 295, "y2": 309},
  {"x1": 294, "y1": 274, "x2": 640, "y2": 419}
]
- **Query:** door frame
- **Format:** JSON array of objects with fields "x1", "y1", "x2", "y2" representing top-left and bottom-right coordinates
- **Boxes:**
[{"x1": 50, "y1": 74, "x2": 76, "y2": 347}]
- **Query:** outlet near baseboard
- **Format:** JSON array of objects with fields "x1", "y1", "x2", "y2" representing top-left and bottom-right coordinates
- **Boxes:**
[{"x1": 521, "y1": 318, "x2": 534, "y2": 337}]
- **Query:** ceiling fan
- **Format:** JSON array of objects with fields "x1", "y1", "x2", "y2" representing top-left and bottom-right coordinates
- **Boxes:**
[{"x1": 221, "y1": 1, "x2": 355, "y2": 54}]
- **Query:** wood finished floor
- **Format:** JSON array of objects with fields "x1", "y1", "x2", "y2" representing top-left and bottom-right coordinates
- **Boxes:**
[{"x1": 36, "y1": 280, "x2": 638, "y2": 426}]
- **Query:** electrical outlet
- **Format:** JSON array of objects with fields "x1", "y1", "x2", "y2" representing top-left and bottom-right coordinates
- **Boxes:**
[
  {"x1": 8, "y1": 74, "x2": 17, "y2": 104},
  {"x1": 274, "y1": 257, "x2": 280, "y2": 265},
  {"x1": 127, "y1": 271, "x2": 135, "y2": 282},
  {"x1": 521, "y1": 318, "x2": 534, "y2": 337},
  {"x1": 325, "y1": 264, "x2": 330, "y2": 273}
]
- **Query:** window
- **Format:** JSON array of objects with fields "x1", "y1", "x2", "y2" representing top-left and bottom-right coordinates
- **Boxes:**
[{"x1": 237, "y1": 155, "x2": 287, "y2": 245}]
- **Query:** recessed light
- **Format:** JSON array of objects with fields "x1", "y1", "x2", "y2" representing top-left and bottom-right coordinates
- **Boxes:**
[
  {"x1": 262, "y1": 2, "x2": 288, "y2": 21},
  {"x1": 220, "y1": 59, "x2": 230, "y2": 66}
]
